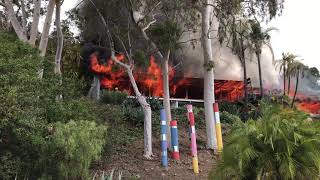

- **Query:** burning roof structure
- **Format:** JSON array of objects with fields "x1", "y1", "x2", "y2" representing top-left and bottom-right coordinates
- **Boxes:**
[{"x1": 86, "y1": 50, "x2": 319, "y2": 115}]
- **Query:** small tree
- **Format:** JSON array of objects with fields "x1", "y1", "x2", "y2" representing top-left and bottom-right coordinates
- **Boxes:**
[
  {"x1": 288, "y1": 61, "x2": 307, "y2": 108},
  {"x1": 276, "y1": 53, "x2": 299, "y2": 97},
  {"x1": 81, "y1": 0, "x2": 154, "y2": 158},
  {"x1": 248, "y1": 20, "x2": 277, "y2": 97}
]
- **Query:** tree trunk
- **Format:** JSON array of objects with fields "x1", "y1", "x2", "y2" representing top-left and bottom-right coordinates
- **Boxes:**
[
  {"x1": 29, "y1": 0, "x2": 41, "y2": 46},
  {"x1": 110, "y1": 53, "x2": 153, "y2": 158},
  {"x1": 201, "y1": 1, "x2": 217, "y2": 150},
  {"x1": 87, "y1": 76, "x2": 101, "y2": 100},
  {"x1": 162, "y1": 50, "x2": 172, "y2": 150},
  {"x1": 20, "y1": 0, "x2": 28, "y2": 36},
  {"x1": 240, "y1": 39, "x2": 248, "y2": 103},
  {"x1": 256, "y1": 52, "x2": 263, "y2": 98},
  {"x1": 136, "y1": 21, "x2": 171, "y2": 151},
  {"x1": 39, "y1": 0, "x2": 55, "y2": 57},
  {"x1": 287, "y1": 76, "x2": 291, "y2": 96},
  {"x1": 54, "y1": 0, "x2": 63, "y2": 77},
  {"x1": 54, "y1": 0, "x2": 63, "y2": 100},
  {"x1": 4, "y1": 0, "x2": 28, "y2": 42},
  {"x1": 127, "y1": 67, "x2": 153, "y2": 158},
  {"x1": 283, "y1": 64, "x2": 286, "y2": 96},
  {"x1": 291, "y1": 74, "x2": 299, "y2": 108},
  {"x1": 242, "y1": 57, "x2": 248, "y2": 102}
]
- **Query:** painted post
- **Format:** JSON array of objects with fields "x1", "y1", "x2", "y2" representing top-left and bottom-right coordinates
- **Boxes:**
[
  {"x1": 214, "y1": 103, "x2": 223, "y2": 153},
  {"x1": 170, "y1": 120, "x2": 180, "y2": 160},
  {"x1": 160, "y1": 109, "x2": 168, "y2": 167},
  {"x1": 187, "y1": 105, "x2": 199, "y2": 174}
]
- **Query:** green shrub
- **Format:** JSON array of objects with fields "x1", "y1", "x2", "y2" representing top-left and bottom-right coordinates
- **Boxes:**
[
  {"x1": 122, "y1": 106, "x2": 145, "y2": 127},
  {"x1": 220, "y1": 111, "x2": 241, "y2": 124},
  {"x1": 0, "y1": 32, "x2": 108, "y2": 179},
  {"x1": 44, "y1": 99, "x2": 98, "y2": 123},
  {"x1": 218, "y1": 101, "x2": 241, "y2": 116},
  {"x1": 210, "y1": 103, "x2": 320, "y2": 180},
  {"x1": 101, "y1": 90, "x2": 128, "y2": 105},
  {"x1": 53, "y1": 120, "x2": 107, "y2": 179},
  {"x1": 147, "y1": 97, "x2": 162, "y2": 111}
]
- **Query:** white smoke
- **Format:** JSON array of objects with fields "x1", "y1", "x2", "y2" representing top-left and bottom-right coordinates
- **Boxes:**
[{"x1": 178, "y1": 32, "x2": 280, "y2": 89}]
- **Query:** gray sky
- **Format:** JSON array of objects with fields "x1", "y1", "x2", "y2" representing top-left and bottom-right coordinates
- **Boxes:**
[
  {"x1": 62, "y1": 0, "x2": 320, "y2": 70},
  {"x1": 268, "y1": 0, "x2": 320, "y2": 70}
]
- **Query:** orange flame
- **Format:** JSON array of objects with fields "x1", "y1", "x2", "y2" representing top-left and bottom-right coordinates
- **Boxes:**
[
  {"x1": 215, "y1": 80, "x2": 244, "y2": 102},
  {"x1": 90, "y1": 55, "x2": 245, "y2": 102},
  {"x1": 297, "y1": 101, "x2": 320, "y2": 114}
]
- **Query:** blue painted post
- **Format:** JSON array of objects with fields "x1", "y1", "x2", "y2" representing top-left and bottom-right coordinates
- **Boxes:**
[
  {"x1": 160, "y1": 109, "x2": 168, "y2": 167},
  {"x1": 170, "y1": 120, "x2": 180, "y2": 160}
]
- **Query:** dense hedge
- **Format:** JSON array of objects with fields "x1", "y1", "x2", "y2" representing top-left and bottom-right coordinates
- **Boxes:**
[{"x1": 0, "y1": 32, "x2": 107, "y2": 179}]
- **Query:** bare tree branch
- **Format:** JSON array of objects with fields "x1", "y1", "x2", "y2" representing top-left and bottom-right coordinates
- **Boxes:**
[{"x1": 142, "y1": 19, "x2": 156, "y2": 32}]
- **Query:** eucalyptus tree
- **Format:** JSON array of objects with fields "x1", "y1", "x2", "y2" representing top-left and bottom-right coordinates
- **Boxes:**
[
  {"x1": 288, "y1": 61, "x2": 307, "y2": 108},
  {"x1": 2, "y1": 0, "x2": 43, "y2": 47},
  {"x1": 248, "y1": 20, "x2": 276, "y2": 97},
  {"x1": 39, "y1": 0, "x2": 55, "y2": 57},
  {"x1": 130, "y1": 0, "x2": 192, "y2": 148},
  {"x1": 72, "y1": 0, "x2": 157, "y2": 158},
  {"x1": 54, "y1": 0, "x2": 64, "y2": 100}
]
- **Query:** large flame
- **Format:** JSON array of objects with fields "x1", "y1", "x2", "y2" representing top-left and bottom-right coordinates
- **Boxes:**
[{"x1": 92, "y1": 55, "x2": 244, "y2": 101}]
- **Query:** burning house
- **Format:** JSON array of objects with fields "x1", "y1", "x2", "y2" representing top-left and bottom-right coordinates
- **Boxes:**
[{"x1": 84, "y1": 43, "x2": 319, "y2": 115}]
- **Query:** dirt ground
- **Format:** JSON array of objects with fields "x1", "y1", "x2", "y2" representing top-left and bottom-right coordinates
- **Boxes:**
[{"x1": 101, "y1": 126, "x2": 217, "y2": 180}]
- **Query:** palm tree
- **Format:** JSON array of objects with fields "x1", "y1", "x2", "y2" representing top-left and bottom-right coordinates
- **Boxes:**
[
  {"x1": 249, "y1": 21, "x2": 277, "y2": 98},
  {"x1": 210, "y1": 102, "x2": 320, "y2": 179},
  {"x1": 276, "y1": 53, "x2": 298, "y2": 96},
  {"x1": 288, "y1": 61, "x2": 307, "y2": 108},
  {"x1": 224, "y1": 18, "x2": 252, "y2": 103}
]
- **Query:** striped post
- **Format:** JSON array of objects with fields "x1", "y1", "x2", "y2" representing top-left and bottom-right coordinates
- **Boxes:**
[
  {"x1": 160, "y1": 109, "x2": 168, "y2": 167},
  {"x1": 214, "y1": 103, "x2": 223, "y2": 153},
  {"x1": 187, "y1": 105, "x2": 199, "y2": 174},
  {"x1": 170, "y1": 120, "x2": 180, "y2": 160}
]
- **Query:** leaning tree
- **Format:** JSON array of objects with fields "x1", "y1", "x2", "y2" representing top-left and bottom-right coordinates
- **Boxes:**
[
  {"x1": 72, "y1": 0, "x2": 157, "y2": 158},
  {"x1": 288, "y1": 61, "x2": 307, "y2": 108}
]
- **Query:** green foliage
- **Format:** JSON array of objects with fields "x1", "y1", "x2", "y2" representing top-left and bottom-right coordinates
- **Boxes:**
[
  {"x1": 0, "y1": 32, "x2": 107, "y2": 179},
  {"x1": 53, "y1": 120, "x2": 107, "y2": 179},
  {"x1": 210, "y1": 103, "x2": 320, "y2": 180},
  {"x1": 170, "y1": 106, "x2": 206, "y2": 128},
  {"x1": 101, "y1": 90, "x2": 128, "y2": 105},
  {"x1": 147, "y1": 98, "x2": 162, "y2": 111},
  {"x1": 122, "y1": 106, "x2": 145, "y2": 127},
  {"x1": 220, "y1": 111, "x2": 241, "y2": 124},
  {"x1": 219, "y1": 101, "x2": 241, "y2": 116},
  {"x1": 44, "y1": 99, "x2": 98, "y2": 123},
  {"x1": 309, "y1": 67, "x2": 320, "y2": 78},
  {"x1": 204, "y1": 61, "x2": 215, "y2": 71},
  {"x1": 149, "y1": 20, "x2": 182, "y2": 52}
]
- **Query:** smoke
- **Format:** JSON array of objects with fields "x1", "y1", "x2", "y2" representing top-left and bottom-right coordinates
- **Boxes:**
[
  {"x1": 294, "y1": 74, "x2": 320, "y2": 97},
  {"x1": 177, "y1": 31, "x2": 280, "y2": 89}
]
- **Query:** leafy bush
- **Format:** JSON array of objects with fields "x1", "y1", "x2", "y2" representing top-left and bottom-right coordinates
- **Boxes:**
[
  {"x1": 218, "y1": 101, "x2": 241, "y2": 116},
  {"x1": 52, "y1": 120, "x2": 107, "y2": 179},
  {"x1": 101, "y1": 90, "x2": 128, "y2": 105},
  {"x1": 0, "y1": 32, "x2": 108, "y2": 179},
  {"x1": 210, "y1": 103, "x2": 320, "y2": 179},
  {"x1": 147, "y1": 97, "x2": 162, "y2": 111},
  {"x1": 220, "y1": 111, "x2": 241, "y2": 124},
  {"x1": 122, "y1": 106, "x2": 145, "y2": 127}
]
